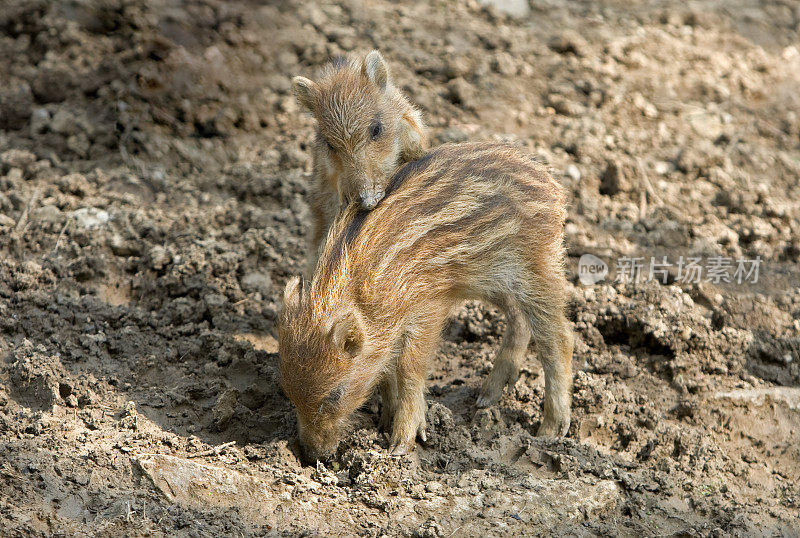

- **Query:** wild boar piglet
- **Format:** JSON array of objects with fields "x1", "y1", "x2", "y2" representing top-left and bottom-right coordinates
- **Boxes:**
[
  {"x1": 279, "y1": 142, "x2": 573, "y2": 461},
  {"x1": 292, "y1": 50, "x2": 428, "y2": 274}
]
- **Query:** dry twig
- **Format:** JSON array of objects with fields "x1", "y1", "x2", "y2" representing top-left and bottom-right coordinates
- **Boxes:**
[{"x1": 187, "y1": 440, "x2": 237, "y2": 458}]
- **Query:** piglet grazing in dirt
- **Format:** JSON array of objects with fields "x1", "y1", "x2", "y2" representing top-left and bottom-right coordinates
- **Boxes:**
[
  {"x1": 278, "y1": 142, "x2": 574, "y2": 462},
  {"x1": 291, "y1": 50, "x2": 428, "y2": 275}
]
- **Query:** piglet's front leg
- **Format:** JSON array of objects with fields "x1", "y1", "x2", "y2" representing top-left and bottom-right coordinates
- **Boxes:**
[
  {"x1": 389, "y1": 375, "x2": 427, "y2": 455},
  {"x1": 387, "y1": 320, "x2": 443, "y2": 455}
]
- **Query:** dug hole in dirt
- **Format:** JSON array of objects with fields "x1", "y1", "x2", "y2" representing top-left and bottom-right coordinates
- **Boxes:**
[{"x1": 0, "y1": 0, "x2": 799, "y2": 536}]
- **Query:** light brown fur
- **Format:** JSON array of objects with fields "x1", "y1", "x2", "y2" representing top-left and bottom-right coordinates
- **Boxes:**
[
  {"x1": 292, "y1": 51, "x2": 428, "y2": 276},
  {"x1": 278, "y1": 142, "x2": 574, "y2": 461}
]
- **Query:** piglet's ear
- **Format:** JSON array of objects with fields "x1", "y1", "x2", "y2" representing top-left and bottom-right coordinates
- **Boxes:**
[
  {"x1": 328, "y1": 311, "x2": 363, "y2": 358},
  {"x1": 399, "y1": 108, "x2": 428, "y2": 162},
  {"x1": 282, "y1": 276, "x2": 301, "y2": 311},
  {"x1": 291, "y1": 76, "x2": 318, "y2": 110},
  {"x1": 363, "y1": 50, "x2": 389, "y2": 92}
]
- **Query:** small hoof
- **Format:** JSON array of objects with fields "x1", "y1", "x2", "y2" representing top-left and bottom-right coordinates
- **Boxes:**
[
  {"x1": 390, "y1": 442, "x2": 413, "y2": 456},
  {"x1": 536, "y1": 418, "x2": 570, "y2": 438},
  {"x1": 475, "y1": 391, "x2": 501, "y2": 408}
]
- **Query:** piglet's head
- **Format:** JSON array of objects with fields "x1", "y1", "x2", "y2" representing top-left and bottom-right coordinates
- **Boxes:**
[
  {"x1": 291, "y1": 50, "x2": 427, "y2": 209},
  {"x1": 277, "y1": 277, "x2": 375, "y2": 462}
]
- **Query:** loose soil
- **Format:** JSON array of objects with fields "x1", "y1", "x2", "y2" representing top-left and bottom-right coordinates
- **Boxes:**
[{"x1": 1, "y1": 0, "x2": 799, "y2": 535}]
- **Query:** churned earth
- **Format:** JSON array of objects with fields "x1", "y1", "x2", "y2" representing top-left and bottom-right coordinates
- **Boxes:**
[{"x1": 0, "y1": 0, "x2": 799, "y2": 535}]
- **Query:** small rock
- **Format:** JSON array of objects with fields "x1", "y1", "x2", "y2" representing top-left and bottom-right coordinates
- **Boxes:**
[
  {"x1": 565, "y1": 164, "x2": 581, "y2": 182},
  {"x1": 241, "y1": 271, "x2": 272, "y2": 296},
  {"x1": 204, "y1": 293, "x2": 228, "y2": 308},
  {"x1": 548, "y1": 31, "x2": 588, "y2": 56},
  {"x1": 58, "y1": 383, "x2": 73, "y2": 399},
  {"x1": 546, "y1": 94, "x2": 585, "y2": 117},
  {"x1": 446, "y1": 78, "x2": 477, "y2": 109},
  {"x1": 30, "y1": 107, "x2": 50, "y2": 134},
  {"x1": 715, "y1": 387, "x2": 800, "y2": 410},
  {"x1": 147, "y1": 245, "x2": 171, "y2": 270},
  {"x1": 30, "y1": 66, "x2": 73, "y2": 104},
  {"x1": 0, "y1": 80, "x2": 33, "y2": 129},
  {"x1": 653, "y1": 161, "x2": 671, "y2": 175},
  {"x1": 277, "y1": 96, "x2": 297, "y2": 114},
  {"x1": 133, "y1": 454, "x2": 276, "y2": 518},
  {"x1": 10, "y1": 363, "x2": 59, "y2": 411},
  {"x1": 70, "y1": 207, "x2": 110, "y2": 229},
  {"x1": 33, "y1": 205, "x2": 64, "y2": 224},
  {"x1": 632, "y1": 93, "x2": 658, "y2": 118},
  {"x1": 109, "y1": 234, "x2": 141, "y2": 257},
  {"x1": 445, "y1": 56, "x2": 473, "y2": 79},
  {"x1": 599, "y1": 159, "x2": 631, "y2": 195},
  {"x1": 436, "y1": 127, "x2": 469, "y2": 144},
  {"x1": 417, "y1": 518, "x2": 445, "y2": 538},
  {"x1": 0, "y1": 149, "x2": 37, "y2": 172},
  {"x1": 492, "y1": 52, "x2": 517, "y2": 76},
  {"x1": 66, "y1": 133, "x2": 90, "y2": 157},
  {"x1": 425, "y1": 481, "x2": 443, "y2": 494},
  {"x1": 299, "y1": 2, "x2": 327, "y2": 26},
  {"x1": 28, "y1": 160, "x2": 51, "y2": 177},
  {"x1": 213, "y1": 388, "x2": 240, "y2": 430},
  {"x1": 234, "y1": 333, "x2": 279, "y2": 353},
  {"x1": 50, "y1": 109, "x2": 77, "y2": 136},
  {"x1": 686, "y1": 111, "x2": 724, "y2": 140},
  {"x1": 478, "y1": 0, "x2": 530, "y2": 18}
]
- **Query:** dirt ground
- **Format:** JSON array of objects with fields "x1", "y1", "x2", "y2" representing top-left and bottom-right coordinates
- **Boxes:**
[{"x1": 1, "y1": 0, "x2": 799, "y2": 535}]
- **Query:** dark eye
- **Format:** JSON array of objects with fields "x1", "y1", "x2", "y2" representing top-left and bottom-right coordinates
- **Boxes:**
[
  {"x1": 370, "y1": 121, "x2": 383, "y2": 140},
  {"x1": 322, "y1": 137, "x2": 334, "y2": 151}
]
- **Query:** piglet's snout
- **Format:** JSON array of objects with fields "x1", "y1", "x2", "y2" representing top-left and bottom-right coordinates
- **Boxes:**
[{"x1": 360, "y1": 189, "x2": 385, "y2": 209}]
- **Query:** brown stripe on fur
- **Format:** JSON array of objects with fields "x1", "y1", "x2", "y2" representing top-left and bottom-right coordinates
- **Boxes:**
[
  {"x1": 383, "y1": 151, "x2": 435, "y2": 198},
  {"x1": 311, "y1": 141, "x2": 567, "y2": 312},
  {"x1": 325, "y1": 208, "x2": 370, "y2": 274},
  {"x1": 410, "y1": 146, "x2": 500, "y2": 192}
]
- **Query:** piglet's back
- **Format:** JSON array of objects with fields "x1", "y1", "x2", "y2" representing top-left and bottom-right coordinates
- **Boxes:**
[{"x1": 312, "y1": 142, "x2": 568, "y2": 306}]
